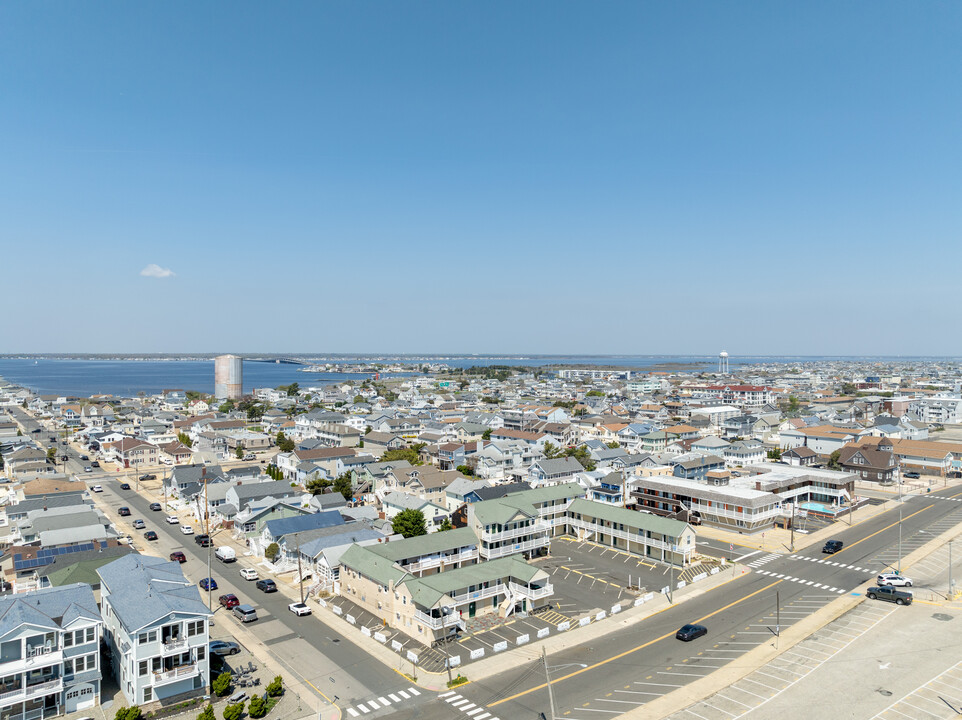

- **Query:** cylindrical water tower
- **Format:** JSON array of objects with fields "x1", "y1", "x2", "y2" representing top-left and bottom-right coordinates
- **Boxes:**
[{"x1": 214, "y1": 354, "x2": 243, "y2": 400}]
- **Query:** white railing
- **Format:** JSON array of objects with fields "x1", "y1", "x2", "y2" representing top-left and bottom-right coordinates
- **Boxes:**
[
  {"x1": 162, "y1": 637, "x2": 187, "y2": 652},
  {"x1": 403, "y1": 549, "x2": 479, "y2": 573},
  {"x1": 481, "y1": 536, "x2": 549, "y2": 560},
  {"x1": 0, "y1": 679, "x2": 63, "y2": 704},
  {"x1": 25, "y1": 679, "x2": 62, "y2": 699},
  {"x1": 536, "y1": 500, "x2": 574, "y2": 517},
  {"x1": 414, "y1": 609, "x2": 462, "y2": 630},
  {"x1": 152, "y1": 664, "x2": 199, "y2": 686},
  {"x1": 481, "y1": 521, "x2": 550, "y2": 543},
  {"x1": 508, "y1": 582, "x2": 552, "y2": 599},
  {"x1": 450, "y1": 582, "x2": 506, "y2": 604},
  {"x1": 567, "y1": 518, "x2": 691, "y2": 560}
]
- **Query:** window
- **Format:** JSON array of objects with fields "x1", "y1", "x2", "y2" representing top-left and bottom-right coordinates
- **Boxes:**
[
  {"x1": 186, "y1": 620, "x2": 205, "y2": 637},
  {"x1": 86, "y1": 627, "x2": 95, "y2": 643},
  {"x1": 143, "y1": 687, "x2": 152, "y2": 702},
  {"x1": 138, "y1": 661, "x2": 148, "y2": 677},
  {"x1": 197, "y1": 646, "x2": 206, "y2": 661},
  {"x1": 137, "y1": 630, "x2": 157, "y2": 645}
]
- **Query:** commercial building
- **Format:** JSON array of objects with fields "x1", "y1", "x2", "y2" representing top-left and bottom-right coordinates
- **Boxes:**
[{"x1": 214, "y1": 355, "x2": 243, "y2": 401}]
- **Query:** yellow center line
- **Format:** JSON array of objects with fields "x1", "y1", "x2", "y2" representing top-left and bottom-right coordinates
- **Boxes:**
[
  {"x1": 489, "y1": 579, "x2": 783, "y2": 708},
  {"x1": 837, "y1": 504, "x2": 934, "y2": 555}
]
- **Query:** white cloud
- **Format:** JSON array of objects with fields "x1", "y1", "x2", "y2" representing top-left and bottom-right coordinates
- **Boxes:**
[{"x1": 140, "y1": 264, "x2": 175, "y2": 279}]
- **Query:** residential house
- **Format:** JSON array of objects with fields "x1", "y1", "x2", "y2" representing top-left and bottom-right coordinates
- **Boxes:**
[
  {"x1": 98, "y1": 555, "x2": 211, "y2": 708},
  {"x1": 0, "y1": 583, "x2": 103, "y2": 718}
]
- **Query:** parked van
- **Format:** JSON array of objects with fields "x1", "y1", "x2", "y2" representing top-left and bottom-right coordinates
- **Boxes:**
[
  {"x1": 215, "y1": 546, "x2": 237, "y2": 563},
  {"x1": 232, "y1": 604, "x2": 257, "y2": 623}
]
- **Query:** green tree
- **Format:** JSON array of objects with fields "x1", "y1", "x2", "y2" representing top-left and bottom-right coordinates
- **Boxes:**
[
  {"x1": 266, "y1": 676, "x2": 284, "y2": 697},
  {"x1": 218, "y1": 400, "x2": 235, "y2": 414},
  {"x1": 197, "y1": 705, "x2": 216, "y2": 720},
  {"x1": 787, "y1": 396, "x2": 800, "y2": 413},
  {"x1": 265, "y1": 543, "x2": 280, "y2": 562},
  {"x1": 380, "y1": 448, "x2": 422, "y2": 465},
  {"x1": 333, "y1": 472, "x2": 353, "y2": 500},
  {"x1": 212, "y1": 671, "x2": 232, "y2": 697},
  {"x1": 247, "y1": 697, "x2": 267, "y2": 719},
  {"x1": 456, "y1": 464, "x2": 476, "y2": 477},
  {"x1": 828, "y1": 450, "x2": 841, "y2": 470},
  {"x1": 286, "y1": 382, "x2": 300, "y2": 396},
  {"x1": 46, "y1": 447, "x2": 57, "y2": 461},
  {"x1": 543, "y1": 441, "x2": 562, "y2": 459},
  {"x1": 353, "y1": 395, "x2": 365, "y2": 404},
  {"x1": 437, "y1": 517, "x2": 453, "y2": 532},
  {"x1": 585, "y1": 390, "x2": 605, "y2": 397},
  {"x1": 767, "y1": 448, "x2": 782, "y2": 460},
  {"x1": 306, "y1": 475, "x2": 332, "y2": 495},
  {"x1": 481, "y1": 428, "x2": 491, "y2": 441},
  {"x1": 481, "y1": 396, "x2": 499, "y2": 404},
  {"x1": 177, "y1": 432, "x2": 193, "y2": 448},
  {"x1": 223, "y1": 702, "x2": 244, "y2": 720},
  {"x1": 115, "y1": 707, "x2": 142, "y2": 720},
  {"x1": 392, "y1": 508, "x2": 428, "y2": 538},
  {"x1": 235, "y1": 444, "x2": 245, "y2": 460},
  {"x1": 275, "y1": 431, "x2": 295, "y2": 453},
  {"x1": 606, "y1": 441, "x2": 620, "y2": 449}
]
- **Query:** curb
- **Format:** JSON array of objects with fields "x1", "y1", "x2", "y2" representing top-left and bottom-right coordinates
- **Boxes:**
[{"x1": 625, "y1": 501, "x2": 962, "y2": 719}]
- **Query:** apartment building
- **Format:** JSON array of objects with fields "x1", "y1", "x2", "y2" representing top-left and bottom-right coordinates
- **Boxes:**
[
  {"x1": 0, "y1": 583, "x2": 103, "y2": 720},
  {"x1": 98, "y1": 556, "x2": 211, "y2": 709}
]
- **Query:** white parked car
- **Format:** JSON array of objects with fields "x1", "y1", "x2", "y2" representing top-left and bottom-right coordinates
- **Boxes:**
[
  {"x1": 84, "y1": 467, "x2": 93, "y2": 473},
  {"x1": 288, "y1": 602, "x2": 312, "y2": 616},
  {"x1": 165, "y1": 515, "x2": 180, "y2": 525},
  {"x1": 180, "y1": 524, "x2": 195, "y2": 535},
  {"x1": 91, "y1": 485, "x2": 102, "y2": 492},
  {"x1": 240, "y1": 568, "x2": 258, "y2": 581},
  {"x1": 877, "y1": 573, "x2": 913, "y2": 587}
]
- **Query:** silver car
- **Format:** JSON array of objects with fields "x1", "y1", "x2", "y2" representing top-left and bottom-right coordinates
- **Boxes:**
[{"x1": 877, "y1": 573, "x2": 913, "y2": 587}]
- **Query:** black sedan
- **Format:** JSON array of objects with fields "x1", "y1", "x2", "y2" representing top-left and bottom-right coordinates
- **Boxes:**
[
  {"x1": 120, "y1": 483, "x2": 131, "y2": 490},
  {"x1": 118, "y1": 507, "x2": 131, "y2": 516},
  {"x1": 143, "y1": 531, "x2": 159, "y2": 541},
  {"x1": 676, "y1": 623, "x2": 708, "y2": 642}
]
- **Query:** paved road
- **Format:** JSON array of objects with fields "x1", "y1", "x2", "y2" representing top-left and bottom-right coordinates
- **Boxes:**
[
  {"x1": 376, "y1": 487, "x2": 962, "y2": 720},
  {"x1": 87, "y1": 475, "x2": 422, "y2": 715}
]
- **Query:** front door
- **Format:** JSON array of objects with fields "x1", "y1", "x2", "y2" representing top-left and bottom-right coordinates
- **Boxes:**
[{"x1": 468, "y1": 602, "x2": 476, "y2": 618}]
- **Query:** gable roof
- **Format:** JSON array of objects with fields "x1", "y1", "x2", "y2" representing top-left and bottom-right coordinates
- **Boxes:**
[
  {"x1": 0, "y1": 583, "x2": 100, "y2": 637},
  {"x1": 264, "y1": 511, "x2": 345, "y2": 539}
]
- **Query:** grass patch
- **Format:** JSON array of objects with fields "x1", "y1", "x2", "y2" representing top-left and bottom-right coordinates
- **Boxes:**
[{"x1": 446, "y1": 675, "x2": 468, "y2": 688}]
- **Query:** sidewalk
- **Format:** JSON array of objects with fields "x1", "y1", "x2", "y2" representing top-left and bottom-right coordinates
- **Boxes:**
[
  {"x1": 627, "y1": 500, "x2": 962, "y2": 719},
  {"x1": 134, "y1": 479, "x2": 341, "y2": 720},
  {"x1": 308, "y1": 559, "x2": 752, "y2": 692}
]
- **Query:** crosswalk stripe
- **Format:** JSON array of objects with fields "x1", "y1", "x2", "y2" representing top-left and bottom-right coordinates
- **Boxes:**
[
  {"x1": 357, "y1": 704, "x2": 370, "y2": 714},
  {"x1": 347, "y1": 710, "x2": 359, "y2": 718},
  {"x1": 378, "y1": 697, "x2": 390, "y2": 706},
  {"x1": 397, "y1": 690, "x2": 410, "y2": 699},
  {"x1": 438, "y1": 691, "x2": 454, "y2": 698},
  {"x1": 388, "y1": 694, "x2": 400, "y2": 702},
  {"x1": 452, "y1": 699, "x2": 470, "y2": 707},
  {"x1": 409, "y1": 687, "x2": 421, "y2": 696},
  {"x1": 467, "y1": 709, "x2": 484, "y2": 716},
  {"x1": 446, "y1": 695, "x2": 463, "y2": 703},
  {"x1": 461, "y1": 703, "x2": 477, "y2": 711},
  {"x1": 474, "y1": 714, "x2": 491, "y2": 720}
]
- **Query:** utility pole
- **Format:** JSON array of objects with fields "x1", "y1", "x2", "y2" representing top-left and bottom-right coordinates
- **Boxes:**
[
  {"x1": 668, "y1": 545, "x2": 675, "y2": 604},
  {"x1": 897, "y1": 476, "x2": 903, "y2": 574},
  {"x1": 949, "y1": 540, "x2": 954, "y2": 599},
  {"x1": 542, "y1": 646, "x2": 557, "y2": 720},
  {"x1": 775, "y1": 590, "x2": 780, "y2": 649},
  {"x1": 790, "y1": 500, "x2": 796, "y2": 552},
  {"x1": 296, "y1": 533, "x2": 305, "y2": 605}
]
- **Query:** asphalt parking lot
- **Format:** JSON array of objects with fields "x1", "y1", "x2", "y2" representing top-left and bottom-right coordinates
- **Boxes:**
[{"x1": 321, "y1": 537, "x2": 680, "y2": 674}]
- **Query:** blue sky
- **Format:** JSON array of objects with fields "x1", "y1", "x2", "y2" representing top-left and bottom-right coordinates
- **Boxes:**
[{"x1": 2, "y1": 2, "x2": 960, "y2": 355}]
